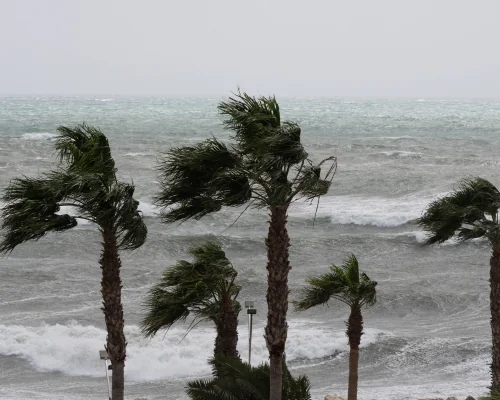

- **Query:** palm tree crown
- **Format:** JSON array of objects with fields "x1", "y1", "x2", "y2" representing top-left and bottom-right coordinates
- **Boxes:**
[
  {"x1": 0, "y1": 124, "x2": 147, "y2": 252},
  {"x1": 186, "y1": 356, "x2": 312, "y2": 400},
  {"x1": 155, "y1": 91, "x2": 336, "y2": 222},
  {"x1": 416, "y1": 177, "x2": 500, "y2": 244},
  {"x1": 294, "y1": 255, "x2": 377, "y2": 311},
  {"x1": 416, "y1": 176, "x2": 500, "y2": 395},
  {"x1": 141, "y1": 242, "x2": 241, "y2": 353}
]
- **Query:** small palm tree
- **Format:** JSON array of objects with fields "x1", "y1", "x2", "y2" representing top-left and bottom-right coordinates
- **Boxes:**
[
  {"x1": 186, "y1": 355, "x2": 311, "y2": 400},
  {"x1": 416, "y1": 177, "x2": 500, "y2": 394},
  {"x1": 141, "y1": 242, "x2": 241, "y2": 358},
  {"x1": 0, "y1": 124, "x2": 147, "y2": 400},
  {"x1": 294, "y1": 255, "x2": 377, "y2": 400},
  {"x1": 155, "y1": 91, "x2": 336, "y2": 400}
]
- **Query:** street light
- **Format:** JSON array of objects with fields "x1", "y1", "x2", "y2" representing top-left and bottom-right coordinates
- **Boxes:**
[
  {"x1": 245, "y1": 300, "x2": 257, "y2": 365},
  {"x1": 99, "y1": 349, "x2": 112, "y2": 400}
]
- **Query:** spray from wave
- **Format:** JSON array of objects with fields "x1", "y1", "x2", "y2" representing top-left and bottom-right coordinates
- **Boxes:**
[
  {"x1": 291, "y1": 194, "x2": 443, "y2": 227},
  {"x1": 0, "y1": 321, "x2": 384, "y2": 382}
]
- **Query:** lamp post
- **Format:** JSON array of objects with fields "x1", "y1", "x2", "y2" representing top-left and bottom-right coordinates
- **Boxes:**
[
  {"x1": 99, "y1": 349, "x2": 112, "y2": 400},
  {"x1": 245, "y1": 300, "x2": 257, "y2": 365}
]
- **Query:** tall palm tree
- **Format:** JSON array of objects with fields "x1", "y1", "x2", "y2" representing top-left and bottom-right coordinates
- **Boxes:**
[
  {"x1": 294, "y1": 255, "x2": 377, "y2": 400},
  {"x1": 186, "y1": 355, "x2": 311, "y2": 400},
  {"x1": 155, "y1": 91, "x2": 336, "y2": 400},
  {"x1": 416, "y1": 177, "x2": 500, "y2": 394},
  {"x1": 0, "y1": 124, "x2": 147, "y2": 400},
  {"x1": 141, "y1": 242, "x2": 241, "y2": 358}
]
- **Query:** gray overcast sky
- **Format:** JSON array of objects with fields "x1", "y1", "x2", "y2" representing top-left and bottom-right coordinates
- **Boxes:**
[{"x1": 1, "y1": 0, "x2": 499, "y2": 97}]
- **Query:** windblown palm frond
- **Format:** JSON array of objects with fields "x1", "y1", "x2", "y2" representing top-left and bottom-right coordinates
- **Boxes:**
[
  {"x1": 218, "y1": 90, "x2": 281, "y2": 148},
  {"x1": 0, "y1": 124, "x2": 147, "y2": 253},
  {"x1": 55, "y1": 124, "x2": 116, "y2": 177},
  {"x1": 416, "y1": 177, "x2": 500, "y2": 244},
  {"x1": 156, "y1": 91, "x2": 336, "y2": 222},
  {"x1": 155, "y1": 138, "x2": 251, "y2": 223},
  {"x1": 141, "y1": 242, "x2": 241, "y2": 338},
  {"x1": 294, "y1": 255, "x2": 377, "y2": 311},
  {"x1": 186, "y1": 356, "x2": 311, "y2": 400}
]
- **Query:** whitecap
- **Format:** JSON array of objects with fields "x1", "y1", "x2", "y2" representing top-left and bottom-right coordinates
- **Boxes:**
[
  {"x1": 291, "y1": 194, "x2": 439, "y2": 228},
  {"x1": 0, "y1": 321, "x2": 385, "y2": 381},
  {"x1": 21, "y1": 132, "x2": 57, "y2": 141},
  {"x1": 124, "y1": 152, "x2": 154, "y2": 157},
  {"x1": 138, "y1": 201, "x2": 160, "y2": 217},
  {"x1": 378, "y1": 150, "x2": 423, "y2": 158}
]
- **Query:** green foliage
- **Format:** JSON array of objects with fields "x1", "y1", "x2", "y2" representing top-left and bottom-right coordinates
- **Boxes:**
[
  {"x1": 480, "y1": 391, "x2": 500, "y2": 400},
  {"x1": 416, "y1": 177, "x2": 500, "y2": 244},
  {"x1": 141, "y1": 242, "x2": 241, "y2": 338},
  {"x1": 186, "y1": 356, "x2": 311, "y2": 400},
  {"x1": 155, "y1": 138, "x2": 251, "y2": 223},
  {"x1": 155, "y1": 90, "x2": 336, "y2": 223},
  {"x1": 0, "y1": 124, "x2": 147, "y2": 253},
  {"x1": 294, "y1": 255, "x2": 377, "y2": 311}
]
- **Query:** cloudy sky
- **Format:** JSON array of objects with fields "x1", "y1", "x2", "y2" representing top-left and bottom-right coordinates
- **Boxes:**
[{"x1": 1, "y1": 0, "x2": 499, "y2": 97}]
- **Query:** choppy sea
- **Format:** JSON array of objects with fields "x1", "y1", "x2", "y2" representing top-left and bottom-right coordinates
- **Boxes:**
[{"x1": 0, "y1": 96, "x2": 498, "y2": 399}]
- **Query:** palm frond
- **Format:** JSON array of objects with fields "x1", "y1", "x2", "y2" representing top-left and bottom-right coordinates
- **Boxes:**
[
  {"x1": 141, "y1": 242, "x2": 241, "y2": 338},
  {"x1": 1, "y1": 124, "x2": 147, "y2": 256},
  {"x1": 108, "y1": 182, "x2": 147, "y2": 250},
  {"x1": 290, "y1": 159, "x2": 335, "y2": 203},
  {"x1": 155, "y1": 138, "x2": 250, "y2": 223},
  {"x1": 186, "y1": 355, "x2": 311, "y2": 400},
  {"x1": 55, "y1": 124, "x2": 116, "y2": 178},
  {"x1": 186, "y1": 379, "x2": 239, "y2": 400},
  {"x1": 0, "y1": 175, "x2": 78, "y2": 253},
  {"x1": 417, "y1": 177, "x2": 500, "y2": 244},
  {"x1": 218, "y1": 90, "x2": 281, "y2": 153},
  {"x1": 155, "y1": 91, "x2": 336, "y2": 224},
  {"x1": 294, "y1": 255, "x2": 377, "y2": 311}
]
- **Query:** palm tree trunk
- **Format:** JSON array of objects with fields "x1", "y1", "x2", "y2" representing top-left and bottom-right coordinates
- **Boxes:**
[
  {"x1": 100, "y1": 227, "x2": 126, "y2": 400},
  {"x1": 490, "y1": 244, "x2": 500, "y2": 393},
  {"x1": 346, "y1": 306, "x2": 363, "y2": 400},
  {"x1": 214, "y1": 294, "x2": 239, "y2": 359},
  {"x1": 265, "y1": 205, "x2": 290, "y2": 400}
]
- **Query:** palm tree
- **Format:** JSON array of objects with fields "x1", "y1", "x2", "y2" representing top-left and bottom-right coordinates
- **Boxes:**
[
  {"x1": 155, "y1": 91, "x2": 336, "y2": 400},
  {"x1": 141, "y1": 242, "x2": 241, "y2": 359},
  {"x1": 294, "y1": 255, "x2": 377, "y2": 400},
  {"x1": 186, "y1": 355, "x2": 311, "y2": 400},
  {"x1": 416, "y1": 177, "x2": 500, "y2": 394},
  {"x1": 0, "y1": 124, "x2": 147, "y2": 400}
]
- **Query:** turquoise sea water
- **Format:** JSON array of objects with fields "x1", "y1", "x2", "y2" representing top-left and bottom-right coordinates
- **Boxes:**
[{"x1": 0, "y1": 96, "x2": 499, "y2": 399}]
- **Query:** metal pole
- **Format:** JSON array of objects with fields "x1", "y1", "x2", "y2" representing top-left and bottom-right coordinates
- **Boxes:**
[
  {"x1": 248, "y1": 312, "x2": 253, "y2": 365},
  {"x1": 245, "y1": 301, "x2": 256, "y2": 366},
  {"x1": 100, "y1": 349, "x2": 112, "y2": 400},
  {"x1": 104, "y1": 359, "x2": 111, "y2": 400}
]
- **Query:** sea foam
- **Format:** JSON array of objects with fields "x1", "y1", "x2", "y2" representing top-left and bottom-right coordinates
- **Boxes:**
[
  {"x1": 291, "y1": 194, "x2": 439, "y2": 227},
  {"x1": 0, "y1": 320, "x2": 384, "y2": 382},
  {"x1": 21, "y1": 132, "x2": 57, "y2": 141}
]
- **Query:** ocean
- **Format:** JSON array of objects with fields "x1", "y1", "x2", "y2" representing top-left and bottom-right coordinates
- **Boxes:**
[{"x1": 0, "y1": 95, "x2": 498, "y2": 400}]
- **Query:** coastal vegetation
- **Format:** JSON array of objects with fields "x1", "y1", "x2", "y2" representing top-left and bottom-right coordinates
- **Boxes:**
[
  {"x1": 141, "y1": 242, "x2": 241, "y2": 359},
  {"x1": 0, "y1": 93, "x2": 493, "y2": 400},
  {"x1": 417, "y1": 177, "x2": 500, "y2": 394},
  {"x1": 186, "y1": 356, "x2": 312, "y2": 400},
  {"x1": 154, "y1": 91, "x2": 336, "y2": 400},
  {"x1": 0, "y1": 124, "x2": 147, "y2": 400},
  {"x1": 294, "y1": 255, "x2": 377, "y2": 400}
]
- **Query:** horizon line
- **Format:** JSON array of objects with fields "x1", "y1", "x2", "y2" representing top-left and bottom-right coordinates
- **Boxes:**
[{"x1": 1, "y1": 93, "x2": 500, "y2": 101}]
